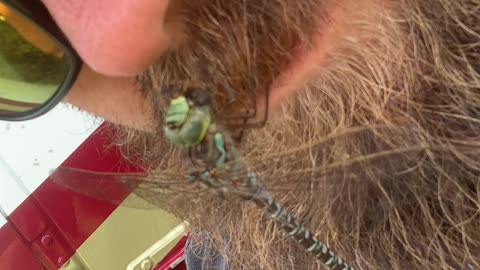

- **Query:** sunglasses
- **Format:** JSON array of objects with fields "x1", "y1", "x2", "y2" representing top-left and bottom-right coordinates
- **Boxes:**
[{"x1": 0, "y1": 0, "x2": 81, "y2": 121}]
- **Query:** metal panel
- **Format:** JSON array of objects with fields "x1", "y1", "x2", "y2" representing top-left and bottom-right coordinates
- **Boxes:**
[
  {"x1": 0, "y1": 223, "x2": 45, "y2": 270},
  {"x1": 2, "y1": 122, "x2": 187, "y2": 269},
  {"x1": 0, "y1": 103, "x2": 100, "y2": 215}
]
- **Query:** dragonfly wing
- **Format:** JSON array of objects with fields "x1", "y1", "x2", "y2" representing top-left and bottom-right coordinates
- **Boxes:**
[
  {"x1": 50, "y1": 167, "x2": 196, "y2": 209},
  {"x1": 122, "y1": 173, "x2": 207, "y2": 210},
  {"x1": 212, "y1": 126, "x2": 430, "y2": 194}
]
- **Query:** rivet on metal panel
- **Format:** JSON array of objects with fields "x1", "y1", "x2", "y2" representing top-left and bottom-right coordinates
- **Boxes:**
[
  {"x1": 140, "y1": 259, "x2": 153, "y2": 270},
  {"x1": 41, "y1": 234, "x2": 53, "y2": 246}
]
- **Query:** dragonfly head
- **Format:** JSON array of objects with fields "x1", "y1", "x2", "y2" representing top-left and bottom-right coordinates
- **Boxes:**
[
  {"x1": 165, "y1": 95, "x2": 190, "y2": 129},
  {"x1": 164, "y1": 90, "x2": 212, "y2": 147},
  {"x1": 185, "y1": 88, "x2": 212, "y2": 106}
]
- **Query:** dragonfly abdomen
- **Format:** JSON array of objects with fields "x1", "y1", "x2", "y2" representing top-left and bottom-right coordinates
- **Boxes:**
[
  {"x1": 163, "y1": 90, "x2": 355, "y2": 269},
  {"x1": 246, "y1": 170, "x2": 354, "y2": 270}
]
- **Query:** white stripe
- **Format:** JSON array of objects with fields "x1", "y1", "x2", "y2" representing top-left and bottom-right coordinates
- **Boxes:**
[
  {"x1": 0, "y1": 103, "x2": 102, "y2": 216},
  {"x1": 0, "y1": 206, "x2": 8, "y2": 227},
  {"x1": 0, "y1": 156, "x2": 30, "y2": 214}
]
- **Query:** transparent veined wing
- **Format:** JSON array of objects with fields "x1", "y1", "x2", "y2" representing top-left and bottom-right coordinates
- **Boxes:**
[
  {"x1": 51, "y1": 125, "x2": 434, "y2": 208},
  {"x1": 50, "y1": 167, "x2": 206, "y2": 209},
  {"x1": 211, "y1": 125, "x2": 433, "y2": 192}
]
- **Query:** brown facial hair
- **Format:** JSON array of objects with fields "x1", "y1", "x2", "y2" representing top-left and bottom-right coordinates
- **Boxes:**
[{"x1": 112, "y1": 0, "x2": 480, "y2": 269}]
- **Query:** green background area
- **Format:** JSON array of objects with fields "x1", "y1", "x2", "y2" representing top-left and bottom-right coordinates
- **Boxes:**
[
  {"x1": 0, "y1": 17, "x2": 69, "y2": 112},
  {"x1": 0, "y1": 78, "x2": 57, "y2": 111},
  {"x1": 0, "y1": 17, "x2": 68, "y2": 85}
]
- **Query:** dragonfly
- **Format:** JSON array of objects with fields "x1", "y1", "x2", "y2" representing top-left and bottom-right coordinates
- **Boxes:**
[
  {"x1": 52, "y1": 88, "x2": 429, "y2": 269},
  {"x1": 156, "y1": 19, "x2": 269, "y2": 136}
]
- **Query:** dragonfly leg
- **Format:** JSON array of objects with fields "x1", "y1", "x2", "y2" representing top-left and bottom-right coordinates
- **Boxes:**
[
  {"x1": 185, "y1": 148, "x2": 200, "y2": 183},
  {"x1": 220, "y1": 21, "x2": 270, "y2": 130}
]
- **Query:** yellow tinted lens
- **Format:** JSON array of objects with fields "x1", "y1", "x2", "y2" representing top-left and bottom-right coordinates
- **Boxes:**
[{"x1": 0, "y1": 3, "x2": 69, "y2": 115}]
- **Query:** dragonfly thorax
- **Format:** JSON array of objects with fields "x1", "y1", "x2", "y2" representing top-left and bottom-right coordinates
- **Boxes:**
[
  {"x1": 164, "y1": 90, "x2": 240, "y2": 171},
  {"x1": 189, "y1": 124, "x2": 239, "y2": 171}
]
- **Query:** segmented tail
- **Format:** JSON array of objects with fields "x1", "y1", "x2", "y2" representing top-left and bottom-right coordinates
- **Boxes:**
[{"x1": 245, "y1": 169, "x2": 354, "y2": 270}]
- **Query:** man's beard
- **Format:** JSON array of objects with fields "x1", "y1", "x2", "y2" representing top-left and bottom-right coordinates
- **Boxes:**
[{"x1": 113, "y1": 0, "x2": 480, "y2": 269}]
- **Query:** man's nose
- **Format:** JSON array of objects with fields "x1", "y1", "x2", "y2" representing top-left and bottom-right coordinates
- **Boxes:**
[{"x1": 42, "y1": 0, "x2": 173, "y2": 76}]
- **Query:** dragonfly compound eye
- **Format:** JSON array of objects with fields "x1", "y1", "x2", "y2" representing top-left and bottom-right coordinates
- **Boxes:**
[
  {"x1": 165, "y1": 96, "x2": 190, "y2": 128},
  {"x1": 164, "y1": 94, "x2": 212, "y2": 148}
]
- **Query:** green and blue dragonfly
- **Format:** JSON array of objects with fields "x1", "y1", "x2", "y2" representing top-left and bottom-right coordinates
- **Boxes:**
[{"x1": 52, "y1": 89, "x2": 424, "y2": 269}]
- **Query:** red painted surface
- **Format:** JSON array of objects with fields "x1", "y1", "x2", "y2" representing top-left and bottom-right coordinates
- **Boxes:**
[
  {"x1": 0, "y1": 223, "x2": 44, "y2": 270},
  {"x1": 155, "y1": 236, "x2": 188, "y2": 270},
  {"x1": 0, "y1": 123, "x2": 186, "y2": 269},
  {"x1": 34, "y1": 124, "x2": 141, "y2": 250},
  {"x1": 8, "y1": 197, "x2": 75, "y2": 269},
  {"x1": 9, "y1": 198, "x2": 48, "y2": 243}
]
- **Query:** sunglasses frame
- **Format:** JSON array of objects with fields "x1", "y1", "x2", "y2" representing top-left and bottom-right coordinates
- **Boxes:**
[{"x1": 0, "y1": 0, "x2": 82, "y2": 121}]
